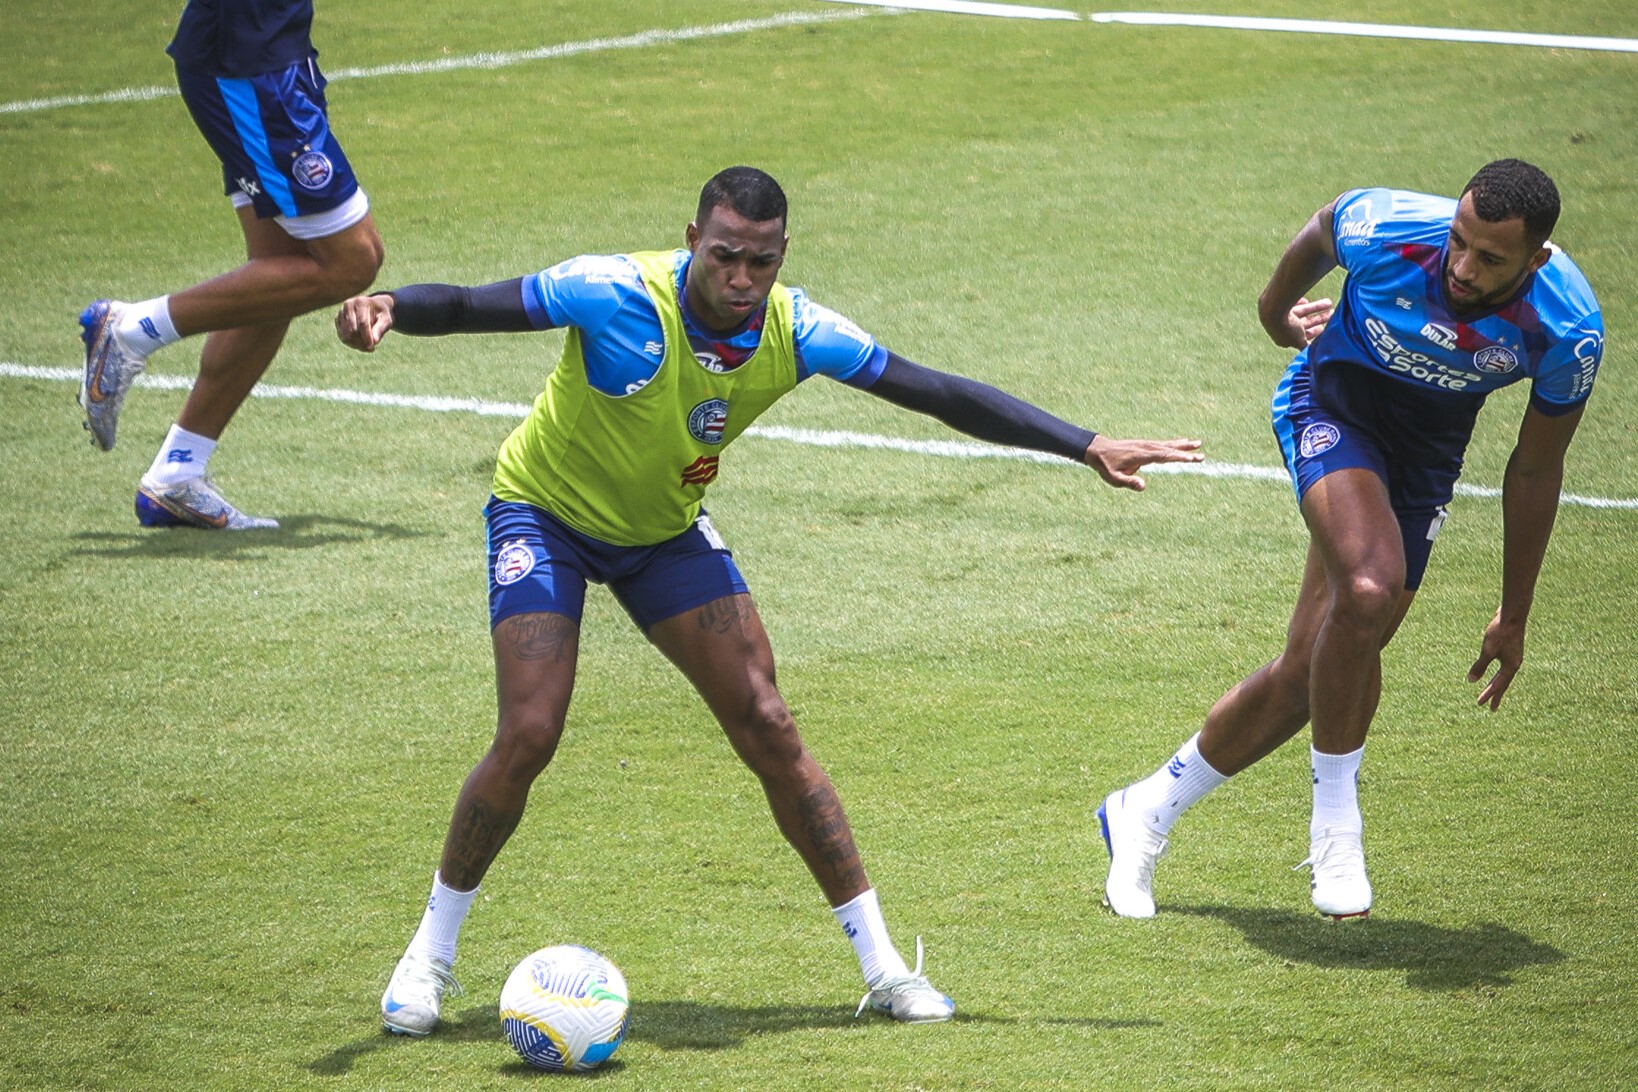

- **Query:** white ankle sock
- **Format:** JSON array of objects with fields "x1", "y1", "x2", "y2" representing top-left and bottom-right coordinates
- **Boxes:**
[
  {"x1": 406, "y1": 872, "x2": 479, "y2": 966},
  {"x1": 145, "y1": 424, "x2": 216, "y2": 487},
  {"x1": 832, "y1": 888, "x2": 910, "y2": 985},
  {"x1": 1310, "y1": 745, "x2": 1364, "y2": 838},
  {"x1": 115, "y1": 296, "x2": 181, "y2": 355},
  {"x1": 1125, "y1": 732, "x2": 1230, "y2": 834}
]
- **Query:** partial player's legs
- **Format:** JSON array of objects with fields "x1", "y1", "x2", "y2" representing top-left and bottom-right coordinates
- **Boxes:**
[
  {"x1": 1100, "y1": 469, "x2": 1416, "y2": 918},
  {"x1": 648, "y1": 594, "x2": 954, "y2": 1022},
  {"x1": 383, "y1": 610, "x2": 581, "y2": 1036}
]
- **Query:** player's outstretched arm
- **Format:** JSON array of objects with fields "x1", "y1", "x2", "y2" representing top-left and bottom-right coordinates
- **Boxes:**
[
  {"x1": 335, "y1": 278, "x2": 536, "y2": 352},
  {"x1": 1467, "y1": 403, "x2": 1584, "y2": 710},
  {"x1": 1258, "y1": 198, "x2": 1341, "y2": 349},
  {"x1": 862, "y1": 352, "x2": 1201, "y2": 491}
]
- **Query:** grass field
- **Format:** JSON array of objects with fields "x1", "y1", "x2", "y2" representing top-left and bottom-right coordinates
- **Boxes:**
[{"x1": 3, "y1": 1, "x2": 1636, "y2": 1088}]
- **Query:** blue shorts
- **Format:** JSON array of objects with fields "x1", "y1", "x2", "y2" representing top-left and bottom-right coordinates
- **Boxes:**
[
  {"x1": 175, "y1": 57, "x2": 361, "y2": 222},
  {"x1": 1272, "y1": 354, "x2": 1483, "y2": 590},
  {"x1": 486, "y1": 498, "x2": 750, "y2": 631}
]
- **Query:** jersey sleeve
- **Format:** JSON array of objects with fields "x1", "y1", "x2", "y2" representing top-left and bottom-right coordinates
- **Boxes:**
[
  {"x1": 522, "y1": 254, "x2": 647, "y2": 334},
  {"x1": 1331, "y1": 188, "x2": 1390, "y2": 273},
  {"x1": 1530, "y1": 315, "x2": 1604, "y2": 415},
  {"x1": 789, "y1": 288, "x2": 887, "y2": 385}
]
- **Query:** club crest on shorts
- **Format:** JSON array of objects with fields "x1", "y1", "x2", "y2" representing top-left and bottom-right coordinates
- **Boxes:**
[
  {"x1": 1299, "y1": 422, "x2": 1341, "y2": 458},
  {"x1": 1473, "y1": 346, "x2": 1520, "y2": 374},
  {"x1": 291, "y1": 150, "x2": 335, "y2": 191},
  {"x1": 687, "y1": 399, "x2": 730, "y2": 444},
  {"x1": 494, "y1": 539, "x2": 536, "y2": 586}
]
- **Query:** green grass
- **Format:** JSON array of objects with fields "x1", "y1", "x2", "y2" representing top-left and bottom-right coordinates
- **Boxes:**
[{"x1": 3, "y1": 2, "x2": 1636, "y2": 1088}]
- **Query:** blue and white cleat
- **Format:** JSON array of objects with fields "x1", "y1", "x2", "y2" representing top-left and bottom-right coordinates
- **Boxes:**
[
  {"x1": 382, "y1": 951, "x2": 463, "y2": 1037},
  {"x1": 855, "y1": 937, "x2": 954, "y2": 1023},
  {"x1": 1297, "y1": 827, "x2": 1372, "y2": 921},
  {"x1": 78, "y1": 300, "x2": 148, "y2": 451},
  {"x1": 136, "y1": 475, "x2": 279, "y2": 531},
  {"x1": 1098, "y1": 789, "x2": 1168, "y2": 919}
]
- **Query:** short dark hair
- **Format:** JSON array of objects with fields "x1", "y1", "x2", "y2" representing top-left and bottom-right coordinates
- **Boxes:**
[
  {"x1": 1461, "y1": 159, "x2": 1560, "y2": 245},
  {"x1": 697, "y1": 166, "x2": 787, "y2": 228}
]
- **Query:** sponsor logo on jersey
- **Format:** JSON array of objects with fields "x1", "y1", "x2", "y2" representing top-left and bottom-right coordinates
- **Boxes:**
[
  {"x1": 1365, "y1": 317, "x2": 1478, "y2": 390},
  {"x1": 1472, "y1": 346, "x2": 1519, "y2": 374},
  {"x1": 1420, "y1": 322, "x2": 1458, "y2": 351},
  {"x1": 644, "y1": 341, "x2": 664, "y2": 356},
  {"x1": 1336, "y1": 198, "x2": 1377, "y2": 241},
  {"x1": 694, "y1": 350, "x2": 729, "y2": 373},
  {"x1": 290, "y1": 150, "x2": 334, "y2": 191},
  {"x1": 1299, "y1": 423, "x2": 1341, "y2": 458},
  {"x1": 687, "y1": 398, "x2": 729, "y2": 444},
  {"x1": 1396, "y1": 297, "x2": 1414, "y2": 310},
  {"x1": 1570, "y1": 331, "x2": 1602, "y2": 397},
  {"x1": 680, "y1": 455, "x2": 719, "y2": 487},
  {"x1": 494, "y1": 539, "x2": 535, "y2": 586}
]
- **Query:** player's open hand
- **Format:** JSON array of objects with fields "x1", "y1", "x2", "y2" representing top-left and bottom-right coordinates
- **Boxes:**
[
  {"x1": 1083, "y1": 434, "x2": 1204, "y2": 491},
  {"x1": 1467, "y1": 607, "x2": 1525, "y2": 711},
  {"x1": 1271, "y1": 296, "x2": 1334, "y2": 349},
  {"x1": 335, "y1": 293, "x2": 395, "y2": 352}
]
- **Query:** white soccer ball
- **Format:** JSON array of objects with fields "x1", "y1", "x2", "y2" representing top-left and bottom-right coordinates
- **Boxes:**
[{"x1": 499, "y1": 945, "x2": 630, "y2": 1072}]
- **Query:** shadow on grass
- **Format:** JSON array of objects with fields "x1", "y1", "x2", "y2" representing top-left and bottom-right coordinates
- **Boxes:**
[
  {"x1": 309, "y1": 1000, "x2": 1161, "y2": 1075},
  {"x1": 1173, "y1": 904, "x2": 1565, "y2": 989},
  {"x1": 70, "y1": 513, "x2": 425, "y2": 557}
]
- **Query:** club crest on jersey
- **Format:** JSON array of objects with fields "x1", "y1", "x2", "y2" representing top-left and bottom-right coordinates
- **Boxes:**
[
  {"x1": 1299, "y1": 423, "x2": 1341, "y2": 458},
  {"x1": 494, "y1": 539, "x2": 535, "y2": 586},
  {"x1": 291, "y1": 151, "x2": 334, "y2": 191},
  {"x1": 688, "y1": 399, "x2": 730, "y2": 444},
  {"x1": 1473, "y1": 346, "x2": 1519, "y2": 374}
]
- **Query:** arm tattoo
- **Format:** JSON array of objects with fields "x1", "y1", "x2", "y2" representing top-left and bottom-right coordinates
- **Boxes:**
[{"x1": 500, "y1": 612, "x2": 576, "y2": 662}]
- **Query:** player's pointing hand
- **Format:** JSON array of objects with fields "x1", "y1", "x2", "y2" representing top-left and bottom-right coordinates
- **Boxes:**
[{"x1": 1083, "y1": 434, "x2": 1204, "y2": 491}]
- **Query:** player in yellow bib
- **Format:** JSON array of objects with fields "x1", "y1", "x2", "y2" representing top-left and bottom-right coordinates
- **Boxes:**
[{"x1": 337, "y1": 167, "x2": 1202, "y2": 1033}]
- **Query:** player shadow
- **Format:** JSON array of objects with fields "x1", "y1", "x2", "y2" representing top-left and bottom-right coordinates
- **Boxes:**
[
  {"x1": 69, "y1": 513, "x2": 425, "y2": 558},
  {"x1": 1172, "y1": 904, "x2": 1566, "y2": 990},
  {"x1": 308, "y1": 999, "x2": 1158, "y2": 1074}
]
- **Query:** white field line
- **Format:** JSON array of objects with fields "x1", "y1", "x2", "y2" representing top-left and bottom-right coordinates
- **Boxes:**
[
  {"x1": 1088, "y1": 12, "x2": 1638, "y2": 53},
  {"x1": 821, "y1": 0, "x2": 1080, "y2": 19},
  {"x1": 6, "y1": 362, "x2": 1634, "y2": 510},
  {"x1": 0, "y1": 9, "x2": 884, "y2": 115}
]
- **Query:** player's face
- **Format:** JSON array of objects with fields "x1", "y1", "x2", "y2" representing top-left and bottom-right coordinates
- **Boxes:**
[
  {"x1": 1442, "y1": 192, "x2": 1551, "y2": 313},
  {"x1": 685, "y1": 204, "x2": 788, "y2": 332}
]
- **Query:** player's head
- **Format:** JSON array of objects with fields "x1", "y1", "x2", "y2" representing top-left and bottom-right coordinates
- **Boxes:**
[
  {"x1": 686, "y1": 167, "x2": 789, "y2": 333},
  {"x1": 1443, "y1": 159, "x2": 1557, "y2": 313}
]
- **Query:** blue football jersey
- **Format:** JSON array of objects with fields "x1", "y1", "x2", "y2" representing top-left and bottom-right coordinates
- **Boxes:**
[
  {"x1": 521, "y1": 250, "x2": 887, "y2": 397},
  {"x1": 1308, "y1": 188, "x2": 1603, "y2": 417},
  {"x1": 169, "y1": 0, "x2": 316, "y2": 77}
]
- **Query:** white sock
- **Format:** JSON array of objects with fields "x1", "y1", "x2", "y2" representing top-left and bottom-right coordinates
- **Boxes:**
[
  {"x1": 832, "y1": 888, "x2": 910, "y2": 986},
  {"x1": 115, "y1": 296, "x2": 181, "y2": 355},
  {"x1": 406, "y1": 872, "x2": 479, "y2": 966},
  {"x1": 1310, "y1": 745, "x2": 1364, "y2": 839},
  {"x1": 1124, "y1": 732, "x2": 1230, "y2": 835},
  {"x1": 145, "y1": 424, "x2": 216, "y2": 487}
]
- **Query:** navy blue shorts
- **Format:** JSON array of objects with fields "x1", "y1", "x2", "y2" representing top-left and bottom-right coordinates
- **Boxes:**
[
  {"x1": 175, "y1": 57, "x2": 362, "y2": 224},
  {"x1": 486, "y1": 498, "x2": 750, "y2": 631},
  {"x1": 1272, "y1": 354, "x2": 1483, "y2": 590}
]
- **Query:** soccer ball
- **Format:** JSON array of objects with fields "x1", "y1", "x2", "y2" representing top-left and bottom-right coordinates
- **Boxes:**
[{"x1": 499, "y1": 945, "x2": 630, "y2": 1072}]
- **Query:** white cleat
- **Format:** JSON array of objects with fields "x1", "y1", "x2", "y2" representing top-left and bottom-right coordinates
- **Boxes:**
[
  {"x1": 382, "y1": 951, "x2": 462, "y2": 1037},
  {"x1": 78, "y1": 300, "x2": 148, "y2": 452},
  {"x1": 1098, "y1": 789, "x2": 1168, "y2": 918},
  {"x1": 1297, "y1": 827, "x2": 1372, "y2": 920},
  {"x1": 855, "y1": 937, "x2": 954, "y2": 1024},
  {"x1": 136, "y1": 474, "x2": 279, "y2": 531}
]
